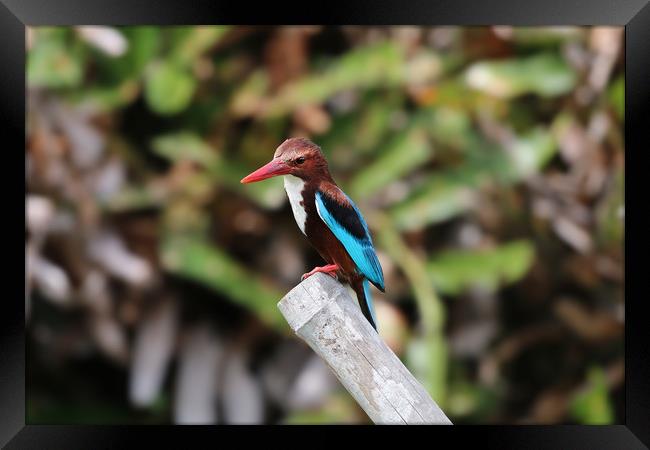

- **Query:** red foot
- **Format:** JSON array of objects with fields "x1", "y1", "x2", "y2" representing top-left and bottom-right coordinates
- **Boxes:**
[{"x1": 301, "y1": 264, "x2": 339, "y2": 281}]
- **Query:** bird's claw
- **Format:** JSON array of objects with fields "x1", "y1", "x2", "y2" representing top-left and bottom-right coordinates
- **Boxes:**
[
  {"x1": 301, "y1": 272, "x2": 338, "y2": 281},
  {"x1": 301, "y1": 264, "x2": 339, "y2": 281}
]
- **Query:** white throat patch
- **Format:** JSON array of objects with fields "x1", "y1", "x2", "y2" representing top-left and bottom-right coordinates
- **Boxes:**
[{"x1": 283, "y1": 175, "x2": 307, "y2": 235}]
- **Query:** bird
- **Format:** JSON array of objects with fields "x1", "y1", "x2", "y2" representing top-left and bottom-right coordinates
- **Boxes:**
[{"x1": 241, "y1": 137, "x2": 384, "y2": 331}]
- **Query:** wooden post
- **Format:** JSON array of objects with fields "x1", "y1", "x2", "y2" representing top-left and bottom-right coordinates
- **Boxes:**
[{"x1": 278, "y1": 273, "x2": 452, "y2": 425}]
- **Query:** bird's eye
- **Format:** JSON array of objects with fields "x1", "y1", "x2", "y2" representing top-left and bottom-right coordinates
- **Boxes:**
[{"x1": 296, "y1": 157, "x2": 305, "y2": 165}]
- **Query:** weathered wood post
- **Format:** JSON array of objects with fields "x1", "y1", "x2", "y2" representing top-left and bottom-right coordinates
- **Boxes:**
[{"x1": 278, "y1": 273, "x2": 452, "y2": 425}]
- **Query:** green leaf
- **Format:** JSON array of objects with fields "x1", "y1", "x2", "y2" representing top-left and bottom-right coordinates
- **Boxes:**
[
  {"x1": 69, "y1": 27, "x2": 158, "y2": 109},
  {"x1": 465, "y1": 53, "x2": 577, "y2": 98},
  {"x1": 263, "y1": 42, "x2": 406, "y2": 117},
  {"x1": 160, "y1": 234, "x2": 287, "y2": 332},
  {"x1": 283, "y1": 394, "x2": 360, "y2": 424},
  {"x1": 348, "y1": 128, "x2": 431, "y2": 200},
  {"x1": 595, "y1": 167, "x2": 624, "y2": 248},
  {"x1": 428, "y1": 107, "x2": 473, "y2": 149},
  {"x1": 499, "y1": 127, "x2": 557, "y2": 182},
  {"x1": 390, "y1": 127, "x2": 556, "y2": 230},
  {"x1": 427, "y1": 240, "x2": 535, "y2": 295},
  {"x1": 354, "y1": 94, "x2": 401, "y2": 152},
  {"x1": 28, "y1": 36, "x2": 84, "y2": 88},
  {"x1": 151, "y1": 132, "x2": 218, "y2": 167},
  {"x1": 391, "y1": 185, "x2": 476, "y2": 231},
  {"x1": 503, "y1": 27, "x2": 584, "y2": 46},
  {"x1": 169, "y1": 26, "x2": 231, "y2": 67},
  {"x1": 151, "y1": 131, "x2": 287, "y2": 209},
  {"x1": 389, "y1": 161, "x2": 484, "y2": 231},
  {"x1": 89, "y1": 27, "x2": 160, "y2": 85},
  {"x1": 72, "y1": 80, "x2": 140, "y2": 111},
  {"x1": 107, "y1": 27, "x2": 160, "y2": 80},
  {"x1": 608, "y1": 75, "x2": 624, "y2": 121},
  {"x1": 145, "y1": 62, "x2": 196, "y2": 115},
  {"x1": 319, "y1": 91, "x2": 402, "y2": 162},
  {"x1": 570, "y1": 367, "x2": 614, "y2": 424}
]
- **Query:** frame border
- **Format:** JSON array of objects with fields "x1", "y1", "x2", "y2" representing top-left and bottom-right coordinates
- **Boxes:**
[{"x1": 5, "y1": 0, "x2": 648, "y2": 447}]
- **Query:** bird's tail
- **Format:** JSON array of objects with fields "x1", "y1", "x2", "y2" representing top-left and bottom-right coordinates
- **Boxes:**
[{"x1": 352, "y1": 278, "x2": 378, "y2": 331}]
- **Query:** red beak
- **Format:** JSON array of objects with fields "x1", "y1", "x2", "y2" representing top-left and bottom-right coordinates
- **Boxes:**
[{"x1": 240, "y1": 159, "x2": 291, "y2": 184}]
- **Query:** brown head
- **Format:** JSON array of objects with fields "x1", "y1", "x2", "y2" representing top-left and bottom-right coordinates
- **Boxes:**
[{"x1": 240, "y1": 138, "x2": 332, "y2": 183}]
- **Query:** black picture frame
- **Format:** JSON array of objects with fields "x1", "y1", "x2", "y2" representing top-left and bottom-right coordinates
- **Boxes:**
[{"x1": 4, "y1": 0, "x2": 648, "y2": 447}]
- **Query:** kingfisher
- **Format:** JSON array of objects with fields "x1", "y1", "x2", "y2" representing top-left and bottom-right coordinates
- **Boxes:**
[{"x1": 241, "y1": 138, "x2": 384, "y2": 331}]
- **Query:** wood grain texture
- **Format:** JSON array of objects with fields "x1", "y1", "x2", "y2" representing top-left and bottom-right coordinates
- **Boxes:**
[{"x1": 278, "y1": 273, "x2": 452, "y2": 425}]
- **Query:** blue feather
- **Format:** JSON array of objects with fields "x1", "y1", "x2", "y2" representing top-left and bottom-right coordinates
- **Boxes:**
[
  {"x1": 315, "y1": 190, "x2": 385, "y2": 290},
  {"x1": 363, "y1": 278, "x2": 378, "y2": 331}
]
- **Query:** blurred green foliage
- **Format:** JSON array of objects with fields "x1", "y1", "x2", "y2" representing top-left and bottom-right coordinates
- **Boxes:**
[
  {"x1": 464, "y1": 54, "x2": 577, "y2": 99},
  {"x1": 27, "y1": 26, "x2": 624, "y2": 425},
  {"x1": 428, "y1": 240, "x2": 534, "y2": 295},
  {"x1": 570, "y1": 367, "x2": 615, "y2": 424}
]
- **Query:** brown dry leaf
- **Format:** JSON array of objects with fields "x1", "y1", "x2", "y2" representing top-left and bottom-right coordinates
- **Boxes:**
[
  {"x1": 524, "y1": 386, "x2": 571, "y2": 424},
  {"x1": 587, "y1": 27, "x2": 623, "y2": 92},
  {"x1": 265, "y1": 27, "x2": 312, "y2": 90},
  {"x1": 293, "y1": 104, "x2": 331, "y2": 135},
  {"x1": 375, "y1": 298, "x2": 409, "y2": 355},
  {"x1": 553, "y1": 298, "x2": 622, "y2": 342}
]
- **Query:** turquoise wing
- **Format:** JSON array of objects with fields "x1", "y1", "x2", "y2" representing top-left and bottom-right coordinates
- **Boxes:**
[{"x1": 314, "y1": 190, "x2": 385, "y2": 291}]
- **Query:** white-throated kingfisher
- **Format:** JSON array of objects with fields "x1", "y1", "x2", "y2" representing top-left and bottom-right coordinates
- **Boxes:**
[{"x1": 241, "y1": 138, "x2": 384, "y2": 331}]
